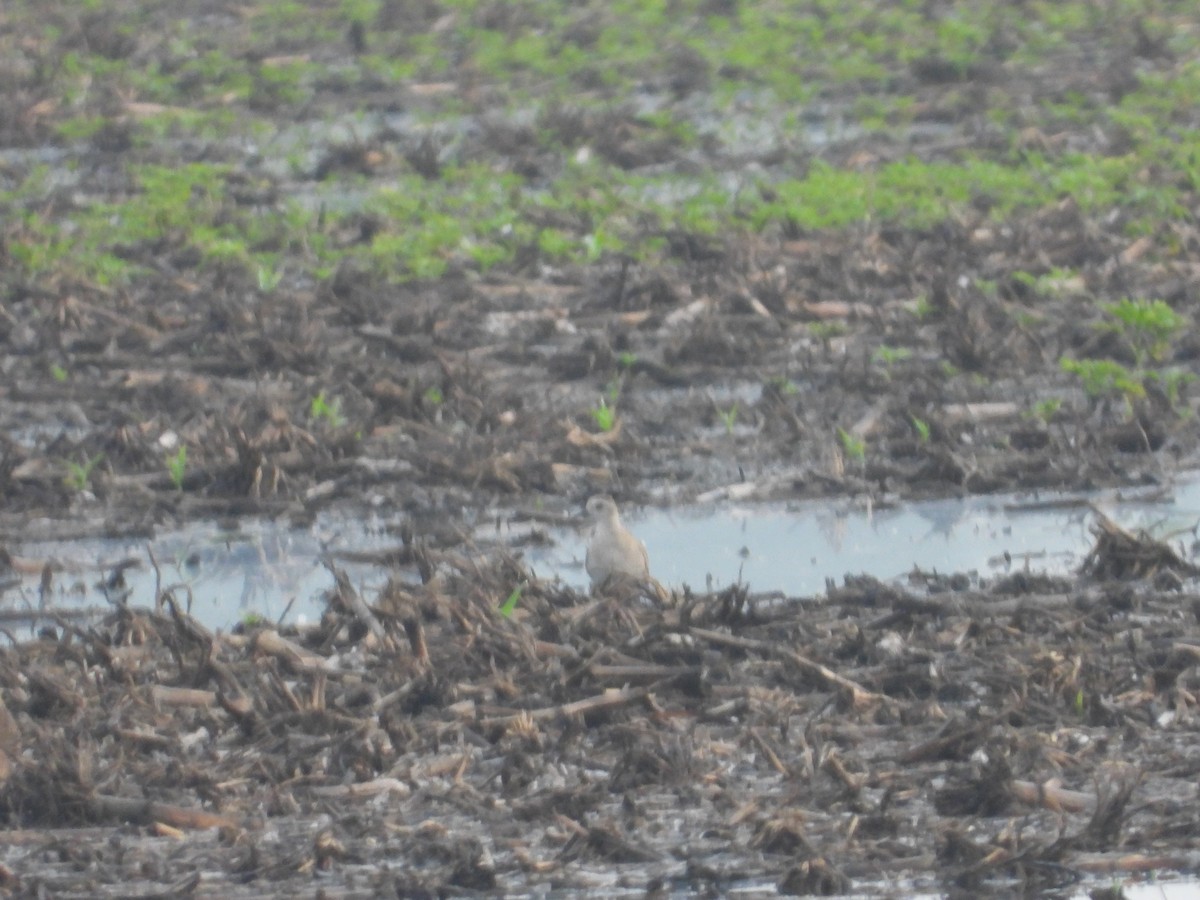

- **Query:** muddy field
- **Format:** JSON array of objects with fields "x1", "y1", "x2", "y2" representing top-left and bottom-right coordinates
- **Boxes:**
[{"x1": 2, "y1": 0, "x2": 1200, "y2": 896}]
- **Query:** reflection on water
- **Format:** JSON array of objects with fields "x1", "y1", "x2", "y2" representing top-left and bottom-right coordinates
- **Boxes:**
[
  {"x1": 1070, "y1": 881, "x2": 1200, "y2": 900},
  {"x1": 533, "y1": 481, "x2": 1197, "y2": 596},
  {"x1": 2, "y1": 480, "x2": 1198, "y2": 631}
]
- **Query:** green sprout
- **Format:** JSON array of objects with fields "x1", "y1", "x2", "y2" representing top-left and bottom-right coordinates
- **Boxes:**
[
  {"x1": 1061, "y1": 299, "x2": 1190, "y2": 421},
  {"x1": 50, "y1": 364, "x2": 69, "y2": 383},
  {"x1": 64, "y1": 453, "x2": 105, "y2": 492},
  {"x1": 719, "y1": 403, "x2": 739, "y2": 435},
  {"x1": 838, "y1": 428, "x2": 866, "y2": 462},
  {"x1": 767, "y1": 375, "x2": 799, "y2": 396},
  {"x1": 591, "y1": 398, "x2": 616, "y2": 432},
  {"x1": 310, "y1": 391, "x2": 346, "y2": 427},
  {"x1": 166, "y1": 445, "x2": 188, "y2": 491},
  {"x1": 498, "y1": 583, "x2": 524, "y2": 618},
  {"x1": 1012, "y1": 267, "x2": 1082, "y2": 299},
  {"x1": 1060, "y1": 358, "x2": 1144, "y2": 401},
  {"x1": 809, "y1": 321, "x2": 847, "y2": 343},
  {"x1": 1156, "y1": 368, "x2": 1195, "y2": 414},
  {"x1": 912, "y1": 296, "x2": 934, "y2": 319},
  {"x1": 256, "y1": 265, "x2": 284, "y2": 293},
  {"x1": 873, "y1": 345, "x2": 912, "y2": 366},
  {"x1": 1030, "y1": 398, "x2": 1062, "y2": 423},
  {"x1": 910, "y1": 415, "x2": 930, "y2": 443},
  {"x1": 1105, "y1": 298, "x2": 1186, "y2": 366},
  {"x1": 422, "y1": 386, "x2": 444, "y2": 406},
  {"x1": 617, "y1": 351, "x2": 638, "y2": 370}
]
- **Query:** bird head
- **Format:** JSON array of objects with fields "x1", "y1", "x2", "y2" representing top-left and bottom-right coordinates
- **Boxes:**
[{"x1": 585, "y1": 494, "x2": 619, "y2": 522}]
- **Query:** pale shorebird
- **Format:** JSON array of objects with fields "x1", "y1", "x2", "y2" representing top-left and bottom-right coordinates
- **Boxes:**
[{"x1": 584, "y1": 495, "x2": 669, "y2": 602}]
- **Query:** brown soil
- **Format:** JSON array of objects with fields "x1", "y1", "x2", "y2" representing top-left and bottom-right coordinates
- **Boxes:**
[{"x1": 2, "y1": 1, "x2": 1200, "y2": 897}]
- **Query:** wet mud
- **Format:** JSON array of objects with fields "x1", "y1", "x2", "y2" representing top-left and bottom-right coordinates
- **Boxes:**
[{"x1": 2, "y1": 0, "x2": 1200, "y2": 896}]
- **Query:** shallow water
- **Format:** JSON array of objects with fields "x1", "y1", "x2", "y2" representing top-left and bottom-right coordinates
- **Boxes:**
[
  {"x1": 538, "y1": 480, "x2": 1198, "y2": 595},
  {"x1": 3, "y1": 479, "x2": 1198, "y2": 632},
  {"x1": 1071, "y1": 881, "x2": 1200, "y2": 900}
]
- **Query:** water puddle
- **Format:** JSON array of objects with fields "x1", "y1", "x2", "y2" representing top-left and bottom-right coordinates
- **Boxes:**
[
  {"x1": 3, "y1": 480, "x2": 1198, "y2": 632},
  {"x1": 533, "y1": 480, "x2": 1199, "y2": 595},
  {"x1": 1070, "y1": 882, "x2": 1200, "y2": 900},
  {"x1": 0, "y1": 519, "x2": 345, "y2": 631}
]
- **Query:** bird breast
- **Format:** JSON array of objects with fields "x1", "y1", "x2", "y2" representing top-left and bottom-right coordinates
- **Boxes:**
[{"x1": 586, "y1": 520, "x2": 650, "y2": 585}]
